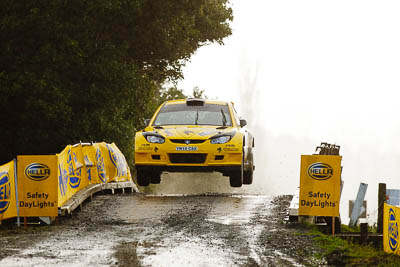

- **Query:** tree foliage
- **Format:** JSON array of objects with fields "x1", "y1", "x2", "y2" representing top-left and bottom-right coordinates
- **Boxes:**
[
  {"x1": 157, "y1": 86, "x2": 187, "y2": 104},
  {"x1": 0, "y1": 0, "x2": 232, "y2": 165},
  {"x1": 154, "y1": 85, "x2": 208, "y2": 110},
  {"x1": 191, "y1": 86, "x2": 207, "y2": 99}
]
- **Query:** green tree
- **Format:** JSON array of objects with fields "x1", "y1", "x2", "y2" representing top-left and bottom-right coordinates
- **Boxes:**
[
  {"x1": 191, "y1": 86, "x2": 207, "y2": 99},
  {"x1": 0, "y1": 0, "x2": 232, "y2": 166},
  {"x1": 158, "y1": 86, "x2": 186, "y2": 103}
]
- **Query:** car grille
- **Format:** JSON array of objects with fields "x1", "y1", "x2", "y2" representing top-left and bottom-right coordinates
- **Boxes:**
[
  {"x1": 170, "y1": 139, "x2": 206, "y2": 144},
  {"x1": 168, "y1": 153, "x2": 207, "y2": 164}
]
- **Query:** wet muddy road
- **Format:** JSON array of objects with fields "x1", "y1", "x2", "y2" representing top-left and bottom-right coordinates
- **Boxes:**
[{"x1": 0, "y1": 193, "x2": 323, "y2": 266}]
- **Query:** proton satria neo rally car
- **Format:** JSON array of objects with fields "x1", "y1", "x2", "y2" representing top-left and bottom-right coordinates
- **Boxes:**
[{"x1": 134, "y1": 99, "x2": 255, "y2": 187}]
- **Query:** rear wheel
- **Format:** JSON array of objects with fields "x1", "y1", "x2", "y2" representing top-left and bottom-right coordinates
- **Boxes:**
[
  {"x1": 243, "y1": 146, "x2": 254, "y2": 185},
  {"x1": 243, "y1": 169, "x2": 253, "y2": 185}
]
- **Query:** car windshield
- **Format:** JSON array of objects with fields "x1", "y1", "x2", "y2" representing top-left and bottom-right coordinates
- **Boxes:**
[{"x1": 153, "y1": 103, "x2": 233, "y2": 126}]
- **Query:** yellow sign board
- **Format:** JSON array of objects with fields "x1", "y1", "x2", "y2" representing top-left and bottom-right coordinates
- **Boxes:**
[
  {"x1": 384, "y1": 203, "x2": 400, "y2": 254},
  {"x1": 299, "y1": 155, "x2": 341, "y2": 216},
  {"x1": 17, "y1": 155, "x2": 58, "y2": 217},
  {"x1": 0, "y1": 161, "x2": 17, "y2": 220}
]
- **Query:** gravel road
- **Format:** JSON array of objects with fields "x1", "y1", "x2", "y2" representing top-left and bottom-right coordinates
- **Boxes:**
[{"x1": 0, "y1": 176, "x2": 326, "y2": 266}]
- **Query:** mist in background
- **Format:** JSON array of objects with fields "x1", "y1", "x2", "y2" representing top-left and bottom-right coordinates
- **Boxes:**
[{"x1": 178, "y1": 0, "x2": 400, "y2": 224}]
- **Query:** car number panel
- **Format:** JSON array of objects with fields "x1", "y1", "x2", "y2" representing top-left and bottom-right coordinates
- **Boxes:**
[{"x1": 176, "y1": 146, "x2": 198, "y2": 151}]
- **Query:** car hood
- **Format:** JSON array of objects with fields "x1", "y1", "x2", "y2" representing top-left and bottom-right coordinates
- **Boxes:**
[{"x1": 145, "y1": 126, "x2": 235, "y2": 139}]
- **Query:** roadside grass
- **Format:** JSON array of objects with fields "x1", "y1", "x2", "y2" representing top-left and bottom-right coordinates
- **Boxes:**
[
  {"x1": 340, "y1": 223, "x2": 378, "y2": 234},
  {"x1": 340, "y1": 224, "x2": 359, "y2": 233},
  {"x1": 298, "y1": 223, "x2": 400, "y2": 266}
]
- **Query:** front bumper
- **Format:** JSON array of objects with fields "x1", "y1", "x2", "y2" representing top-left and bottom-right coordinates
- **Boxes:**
[{"x1": 135, "y1": 136, "x2": 243, "y2": 172}]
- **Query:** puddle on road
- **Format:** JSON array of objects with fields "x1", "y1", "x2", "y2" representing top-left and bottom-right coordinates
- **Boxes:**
[
  {"x1": 0, "y1": 249, "x2": 115, "y2": 267},
  {"x1": 138, "y1": 194, "x2": 272, "y2": 226},
  {"x1": 1, "y1": 193, "x2": 280, "y2": 267},
  {"x1": 138, "y1": 236, "x2": 240, "y2": 267},
  {"x1": 144, "y1": 172, "x2": 238, "y2": 195},
  {"x1": 134, "y1": 194, "x2": 274, "y2": 267},
  {"x1": 206, "y1": 195, "x2": 272, "y2": 225},
  {"x1": 0, "y1": 235, "x2": 116, "y2": 267},
  {"x1": 274, "y1": 250, "x2": 304, "y2": 267}
]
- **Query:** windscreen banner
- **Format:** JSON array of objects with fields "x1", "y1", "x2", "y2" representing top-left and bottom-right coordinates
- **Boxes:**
[
  {"x1": 17, "y1": 155, "x2": 58, "y2": 217},
  {"x1": 384, "y1": 203, "x2": 400, "y2": 255},
  {"x1": 0, "y1": 160, "x2": 18, "y2": 220},
  {"x1": 299, "y1": 155, "x2": 341, "y2": 217}
]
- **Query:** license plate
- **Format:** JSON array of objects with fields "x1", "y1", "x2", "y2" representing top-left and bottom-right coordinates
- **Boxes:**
[{"x1": 176, "y1": 146, "x2": 198, "y2": 151}]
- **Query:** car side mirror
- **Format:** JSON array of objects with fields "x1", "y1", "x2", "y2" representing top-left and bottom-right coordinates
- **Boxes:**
[
  {"x1": 240, "y1": 119, "x2": 247, "y2": 127},
  {"x1": 144, "y1": 119, "x2": 151, "y2": 126}
]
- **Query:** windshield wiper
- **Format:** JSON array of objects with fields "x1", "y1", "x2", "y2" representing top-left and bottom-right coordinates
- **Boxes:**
[{"x1": 220, "y1": 109, "x2": 227, "y2": 126}]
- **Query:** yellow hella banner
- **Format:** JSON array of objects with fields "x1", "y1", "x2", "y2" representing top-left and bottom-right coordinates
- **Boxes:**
[
  {"x1": 92, "y1": 143, "x2": 109, "y2": 183},
  {"x1": 81, "y1": 144, "x2": 99, "y2": 184},
  {"x1": 17, "y1": 155, "x2": 58, "y2": 217},
  {"x1": 105, "y1": 143, "x2": 131, "y2": 182},
  {"x1": 299, "y1": 155, "x2": 341, "y2": 217},
  {"x1": 89, "y1": 142, "x2": 132, "y2": 183},
  {"x1": 71, "y1": 145, "x2": 89, "y2": 189},
  {"x1": 57, "y1": 145, "x2": 89, "y2": 207},
  {"x1": 384, "y1": 203, "x2": 400, "y2": 254},
  {"x1": 0, "y1": 160, "x2": 17, "y2": 220}
]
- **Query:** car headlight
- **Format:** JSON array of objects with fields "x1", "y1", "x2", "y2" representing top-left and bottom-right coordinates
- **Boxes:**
[
  {"x1": 146, "y1": 135, "x2": 165, "y2": 144},
  {"x1": 143, "y1": 132, "x2": 165, "y2": 144},
  {"x1": 210, "y1": 135, "x2": 231, "y2": 144}
]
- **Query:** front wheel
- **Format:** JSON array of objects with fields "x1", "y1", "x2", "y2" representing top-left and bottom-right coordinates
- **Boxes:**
[
  {"x1": 150, "y1": 174, "x2": 161, "y2": 184},
  {"x1": 229, "y1": 160, "x2": 243, "y2": 187},
  {"x1": 230, "y1": 150, "x2": 246, "y2": 187},
  {"x1": 136, "y1": 168, "x2": 150, "y2": 186},
  {"x1": 229, "y1": 173, "x2": 243, "y2": 187}
]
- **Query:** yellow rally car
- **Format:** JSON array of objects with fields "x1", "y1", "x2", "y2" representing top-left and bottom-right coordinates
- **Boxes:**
[{"x1": 134, "y1": 99, "x2": 255, "y2": 187}]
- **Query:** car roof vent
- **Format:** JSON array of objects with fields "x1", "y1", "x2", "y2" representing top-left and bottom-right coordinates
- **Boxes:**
[{"x1": 186, "y1": 98, "x2": 205, "y2": 106}]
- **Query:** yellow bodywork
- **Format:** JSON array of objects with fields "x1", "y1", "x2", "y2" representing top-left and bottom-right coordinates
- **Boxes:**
[
  {"x1": 135, "y1": 126, "x2": 243, "y2": 167},
  {"x1": 135, "y1": 99, "x2": 243, "y2": 168}
]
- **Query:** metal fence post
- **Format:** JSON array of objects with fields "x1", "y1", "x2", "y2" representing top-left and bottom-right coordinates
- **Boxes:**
[
  {"x1": 377, "y1": 183, "x2": 386, "y2": 234},
  {"x1": 349, "y1": 183, "x2": 368, "y2": 227},
  {"x1": 13, "y1": 158, "x2": 20, "y2": 227}
]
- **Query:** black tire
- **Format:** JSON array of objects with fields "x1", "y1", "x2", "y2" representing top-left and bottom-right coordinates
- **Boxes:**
[
  {"x1": 150, "y1": 174, "x2": 161, "y2": 184},
  {"x1": 229, "y1": 173, "x2": 243, "y2": 187},
  {"x1": 136, "y1": 168, "x2": 150, "y2": 186},
  {"x1": 243, "y1": 169, "x2": 253, "y2": 185},
  {"x1": 232, "y1": 149, "x2": 248, "y2": 187},
  {"x1": 229, "y1": 158, "x2": 243, "y2": 187}
]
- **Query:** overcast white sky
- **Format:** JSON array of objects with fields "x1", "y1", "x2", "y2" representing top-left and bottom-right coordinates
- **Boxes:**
[{"x1": 178, "y1": 0, "x2": 400, "y2": 223}]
